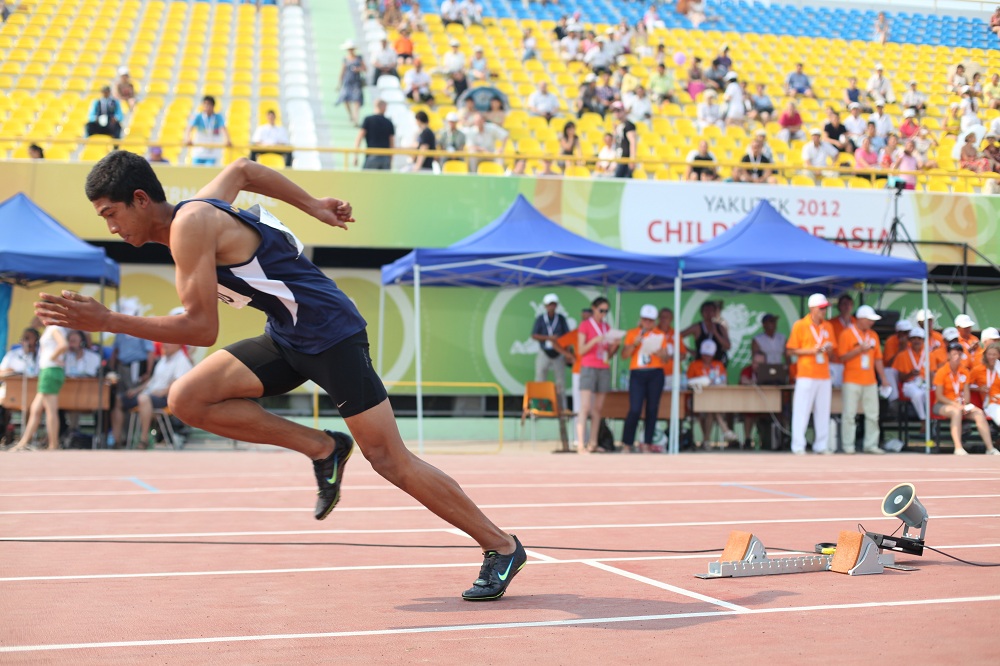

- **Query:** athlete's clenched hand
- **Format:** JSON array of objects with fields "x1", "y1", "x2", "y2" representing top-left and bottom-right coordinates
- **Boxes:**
[{"x1": 312, "y1": 197, "x2": 355, "y2": 230}]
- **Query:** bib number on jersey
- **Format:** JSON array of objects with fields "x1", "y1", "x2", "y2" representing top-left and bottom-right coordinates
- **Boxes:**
[
  {"x1": 217, "y1": 284, "x2": 252, "y2": 309},
  {"x1": 249, "y1": 205, "x2": 305, "y2": 257}
]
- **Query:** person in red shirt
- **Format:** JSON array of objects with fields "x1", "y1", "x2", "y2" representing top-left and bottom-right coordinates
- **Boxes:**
[
  {"x1": 837, "y1": 305, "x2": 889, "y2": 454},
  {"x1": 687, "y1": 339, "x2": 735, "y2": 448},
  {"x1": 620, "y1": 304, "x2": 669, "y2": 452},
  {"x1": 970, "y1": 342, "x2": 1000, "y2": 426},
  {"x1": 933, "y1": 343, "x2": 997, "y2": 455},
  {"x1": 786, "y1": 293, "x2": 837, "y2": 454}
]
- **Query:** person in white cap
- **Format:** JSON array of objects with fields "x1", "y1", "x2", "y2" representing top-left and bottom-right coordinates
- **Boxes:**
[
  {"x1": 973, "y1": 327, "x2": 999, "y2": 368},
  {"x1": 933, "y1": 343, "x2": 998, "y2": 455},
  {"x1": 371, "y1": 35, "x2": 398, "y2": 86},
  {"x1": 620, "y1": 305, "x2": 670, "y2": 453},
  {"x1": 844, "y1": 101, "x2": 867, "y2": 149},
  {"x1": 443, "y1": 39, "x2": 466, "y2": 75},
  {"x1": 687, "y1": 338, "x2": 737, "y2": 448},
  {"x1": 971, "y1": 336, "x2": 1000, "y2": 426},
  {"x1": 440, "y1": 0, "x2": 463, "y2": 26},
  {"x1": 113, "y1": 66, "x2": 137, "y2": 113},
  {"x1": 802, "y1": 128, "x2": 838, "y2": 175},
  {"x1": 868, "y1": 99, "x2": 894, "y2": 138},
  {"x1": 531, "y1": 293, "x2": 571, "y2": 413},
  {"x1": 722, "y1": 71, "x2": 745, "y2": 125},
  {"x1": 866, "y1": 63, "x2": 894, "y2": 104},
  {"x1": 786, "y1": 294, "x2": 837, "y2": 454},
  {"x1": 884, "y1": 319, "x2": 912, "y2": 367},
  {"x1": 437, "y1": 112, "x2": 466, "y2": 155},
  {"x1": 838, "y1": 305, "x2": 890, "y2": 454},
  {"x1": 959, "y1": 84, "x2": 982, "y2": 134},
  {"x1": 892, "y1": 327, "x2": 945, "y2": 422},
  {"x1": 902, "y1": 81, "x2": 926, "y2": 115},
  {"x1": 915, "y1": 309, "x2": 944, "y2": 351},
  {"x1": 954, "y1": 314, "x2": 979, "y2": 356}
]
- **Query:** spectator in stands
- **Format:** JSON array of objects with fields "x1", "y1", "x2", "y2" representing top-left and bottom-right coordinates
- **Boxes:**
[
  {"x1": 842, "y1": 76, "x2": 864, "y2": 112},
  {"x1": 86, "y1": 86, "x2": 124, "y2": 140},
  {"x1": 802, "y1": 128, "x2": 838, "y2": 177},
  {"x1": 625, "y1": 85, "x2": 653, "y2": 126},
  {"x1": 560, "y1": 23, "x2": 583, "y2": 62},
  {"x1": 461, "y1": 0, "x2": 483, "y2": 27},
  {"x1": 402, "y1": 59, "x2": 433, "y2": 104},
  {"x1": 394, "y1": 27, "x2": 414, "y2": 63},
  {"x1": 686, "y1": 140, "x2": 718, "y2": 181},
  {"x1": 972, "y1": 72, "x2": 985, "y2": 100},
  {"x1": 440, "y1": 0, "x2": 462, "y2": 26},
  {"x1": 27, "y1": 144, "x2": 44, "y2": 159},
  {"x1": 594, "y1": 132, "x2": 618, "y2": 177},
  {"x1": 844, "y1": 102, "x2": 866, "y2": 149},
  {"x1": 463, "y1": 113, "x2": 508, "y2": 171},
  {"x1": 902, "y1": 81, "x2": 926, "y2": 115},
  {"x1": 785, "y1": 63, "x2": 814, "y2": 98},
  {"x1": 337, "y1": 41, "x2": 366, "y2": 127},
  {"x1": 1, "y1": 2, "x2": 10, "y2": 23},
  {"x1": 983, "y1": 133, "x2": 1000, "y2": 172},
  {"x1": 448, "y1": 69, "x2": 469, "y2": 104},
  {"x1": 877, "y1": 132, "x2": 899, "y2": 168},
  {"x1": 873, "y1": 11, "x2": 889, "y2": 44},
  {"x1": 959, "y1": 130, "x2": 991, "y2": 173},
  {"x1": 7, "y1": 324, "x2": 67, "y2": 452},
  {"x1": 686, "y1": 56, "x2": 707, "y2": 99},
  {"x1": 991, "y1": 7, "x2": 1000, "y2": 37},
  {"x1": 649, "y1": 62, "x2": 675, "y2": 105},
  {"x1": 355, "y1": 99, "x2": 395, "y2": 170},
  {"x1": 614, "y1": 59, "x2": 640, "y2": 98},
  {"x1": 722, "y1": 71, "x2": 745, "y2": 126},
  {"x1": 576, "y1": 74, "x2": 602, "y2": 117},
  {"x1": 553, "y1": 15, "x2": 569, "y2": 40},
  {"x1": 752, "y1": 313, "x2": 787, "y2": 366},
  {"x1": 437, "y1": 112, "x2": 466, "y2": 157},
  {"x1": 146, "y1": 145, "x2": 169, "y2": 164},
  {"x1": 866, "y1": 63, "x2": 894, "y2": 104},
  {"x1": 838, "y1": 305, "x2": 889, "y2": 455},
  {"x1": 250, "y1": 110, "x2": 292, "y2": 168},
  {"x1": 748, "y1": 83, "x2": 774, "y2": 124},
  {"x1": 620, "y1": 304, "x2": 669, "y2": 453},
  {"x1": 869, "y1": 100, "x2": 894, "y2": 138},
  {"x1": 653, "y1": 42, "x2": 667, "y2": 67},
  {"x1": 185, "y1": 95, "x2": 230, "y2": 166},
  {"x1": 469, "y1": 45, "x2": 489, "y2": 81},
  {"x1": 371, "y1": 36, "x2": 398, "y2": 86},
  {"x1": 457, "y1": 96, "x2": 478, "y2": 128},
  {"x1": 116, "y1": 342, "x2": 194, "y2": 450},
  {"x1": 899, "y1": 109, "x2": 921, "y2": 140},
  {"x1": 485, "y1": 96, "x2": 507, "y2": 126},
  {"x1": 631, "y1": 19, "x2": 652, "y2": 59},
  {"x1": 736, "y1": 135, "x2": 778, "y2": 184},
  {"x1": 411, "y1": 111, "x2": 436, "y2": 172},
  {"x1": 521, "y1": 27, "x2": 538, "y2": 62},
  {"x1": 823, "y1": 107, "x2": 850, "y2": 154},
  {"x1": 984, "y1": 73, "x2": 1000, "y2": 111},
  {"x1": 611, "y1": 102, "x2": 638, "y2": 178},
  {"x1": 528, "y1": 82, "x2": 561, "y2": 123},
  {"x1": 951, "y1": 64, "x2": 968, "y2": 93},
  {"x1": 959, "y1": 85, "x2": 983, "y2": 133},
  {"x1": 113, "y1": 67, "x2": 137, "y2": 113},
  {"x1": 696, "y1": 90, "x2": 723, "y2": 131},
  {"x1": 853, "y1": 136, "x2": 879, "y2": 173},
  {"x1": 584, "y1": 36, "x2": 614, "y2": 74},
  {"x1": 558, "y1": 121, "x2": 581, "y2": 169},
  {"x1": 401, "y1": 2, "x2": 427, "y2": 32},
  {"x1": 777, "y1": 101, "x2": 805, "y2": 144},
  {"x1": 595, "y1": 70, "x2": 617, "y2": 112},
  {"x1": 712, "y1": 45, "x2": 732, "y2": 74},
  {"x1": 443, "y1": 38, "x2": 466, "y2": 75},
  {"x1": 934, "y1": 343, "x2": 997, "y2": 455},
  {"x1": 704, "y1": 58, "x2": 727, "y2": 92}
]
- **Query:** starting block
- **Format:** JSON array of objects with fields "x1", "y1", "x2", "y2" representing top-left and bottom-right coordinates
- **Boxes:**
[{"x1": 696, "y1": 530, "x2": 903, "y2": 579}]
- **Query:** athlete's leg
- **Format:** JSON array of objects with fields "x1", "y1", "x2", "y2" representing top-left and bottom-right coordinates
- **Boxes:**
[
  {"x1": 344, "y1": 398, "x2": 515, "y2": 554},
  {"x1": 168, "y1": 349, "x2": 333, "y2": 460}
]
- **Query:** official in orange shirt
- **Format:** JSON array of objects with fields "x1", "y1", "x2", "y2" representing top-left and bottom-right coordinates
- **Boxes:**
[
  {"x1": 883, "y1": 320, "x2": 912, "y2": 368},
  {"x1": 915, "y1": 309, "x2": 945, "y2": 352},
  {"x1": 954, "y1": 313, "x2": 980, "y2": 361},
  {"x1": 970, "y1": 342, "x2": 1000, "y2": 426},
  {"x1": 838, "y1": 305, "x2": 890, "y2": 454},
  {"x1": 828, "y1": 294, "x2": 856, "y2": 343},
  {"x1": 786, "y1": 293, "x2": 837, "y2": 454},
  {"x1": 620, "y1": 304, "x2": 668, "y2": 452},
  {"x1": 973, "y1": 327, "x2": 1000, "y2": 368},
  {"x1": 933, "y1": 343, "x2": 998, "y2": 455},
  {"x1": 892, "y1": 328, "x2": 944, "y2": 421},
  {"x1": 942, "y1": 326, "x2": 974, "y2": 371},
  {"x1": 557, "y1": 307, "x2": 592, "y2": 447},
  {"x1": 657, "y1": 306, "x2": 687, "y2": 386}
]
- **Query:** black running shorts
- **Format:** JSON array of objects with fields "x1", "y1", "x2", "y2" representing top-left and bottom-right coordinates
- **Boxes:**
[{"x1": 224, "y1": 330, "x2": 388, "y2": 418}]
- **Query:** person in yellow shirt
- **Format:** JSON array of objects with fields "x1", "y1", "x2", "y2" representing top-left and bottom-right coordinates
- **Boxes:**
[
  {"x1": 786, "y1": 293, "x2": 837, "y2": 454},
  {"x1": 620, "y1": 304, "x2": 668, "y2": 452},
  {"x1": 838, "y1": 305, "x2": 890, "y2": 454},
  {"x1": 933, "y1": 343, "x2": 998, "y2": 455}
]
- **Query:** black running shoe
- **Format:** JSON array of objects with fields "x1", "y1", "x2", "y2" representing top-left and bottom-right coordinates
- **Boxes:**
[
  {"x1": 312, "y1": 430, "x2": 354, "y2": 520},
  {"x1": 462, "y1": 535, "x2": 527, "y2": 601}
]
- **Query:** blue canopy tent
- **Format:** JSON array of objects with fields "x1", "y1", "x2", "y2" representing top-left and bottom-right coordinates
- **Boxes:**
[
  {"x1": 0, "y1": 192, "x2": 121, "y2": 447},
  {"x1": 662, "y1": 201, "x2": 929, "y2": 454},
  {"x1": 380, "y1": 194, "x2": 683, "y2": 449}
]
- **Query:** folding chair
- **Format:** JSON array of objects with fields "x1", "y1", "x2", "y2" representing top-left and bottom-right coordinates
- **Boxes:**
[
  {"x1": 126, "y1": 406, "x2": 181, "y2": 450},
  {"x1": 521, "y1": 381, "x2": 573, "y2": 452}
]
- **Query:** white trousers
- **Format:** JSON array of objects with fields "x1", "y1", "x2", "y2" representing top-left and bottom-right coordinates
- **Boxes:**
[
  {"x1": 791, "y1": 377, "x2": 832, "y2": 453},
  {"x1": 841, "y1": 382, "x2": 880, "y2": 452},
  {"x1": 902, "y1": 380, "x2": 927, "y2": 420}
]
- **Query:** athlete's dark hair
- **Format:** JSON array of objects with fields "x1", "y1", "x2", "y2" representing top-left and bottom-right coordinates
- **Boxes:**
[
  {"x1": 591, "y1": 296, "x2": 610, "y2": 309},
  {"x1": 85, "y1": 150, "x2": 166, "y2": 205}
]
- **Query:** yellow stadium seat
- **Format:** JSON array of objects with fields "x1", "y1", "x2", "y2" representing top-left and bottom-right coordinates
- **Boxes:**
[
  {"x1": 820, "y1": 177, "x2": 846, "y2": 188},
  {"x1": 442, "y1": 160, "x2": 469, "y2": 174},
  {"x1": 477, "y1": 161, "x2": 504, "y2": 175},
  {"x1": 256, "y1": 153, "x2": 286, "y2": 170},
  {"x1": 790, "y1": 175, "x2": 816, "y2": 187},
  {"x1": 563, "y1": 165, "x2": 591, "y2": 178},
  {"x1": 848, "y1": 177, "x2": 873, "y2": 189}
]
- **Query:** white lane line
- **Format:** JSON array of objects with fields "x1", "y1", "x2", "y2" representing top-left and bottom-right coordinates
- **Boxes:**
[
  {"x1": 5, "y1": 513, "x2": 998, "y2": 542},
  {"x1": 583, "y1": 560, "x2": 749, "y2": 612},
  {"x1": 2, "y1": 596, "x2": 999, "y2": 653},
  {"x1": 2, "y1": 476, "x2": 997, "y2": 498},
  {"x1": 1, "y1": 543, "x2": 996, "y2": 583},
  {"x1": 3, "y1": 494, "x2": 998, "y2": 516}
]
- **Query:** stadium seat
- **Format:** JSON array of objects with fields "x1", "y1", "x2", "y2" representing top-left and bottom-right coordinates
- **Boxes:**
[
  {"x1": 476, "y1": 162, "x2": 504, "y2": 175},
  {"x1": 442, "y1": 160, "x2": 469, "y2": 174}
]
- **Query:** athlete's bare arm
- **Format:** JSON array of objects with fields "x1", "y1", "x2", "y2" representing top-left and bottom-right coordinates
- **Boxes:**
[{"x1": 197, "y1": 157, "x2": 355, "y2": 230}]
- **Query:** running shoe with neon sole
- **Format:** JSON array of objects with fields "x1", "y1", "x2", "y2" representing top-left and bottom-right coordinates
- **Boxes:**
[
  {"x1": 462, "y1": 535, "x2": 527, "y2": 601},
  {"x1": 312, "y1": 430, "x2": 354, "y2": 520}
]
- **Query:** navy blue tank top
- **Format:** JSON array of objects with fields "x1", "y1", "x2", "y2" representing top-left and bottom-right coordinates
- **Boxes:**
[{"x1": 173, "y1": 198, "x2": 367, "y2": 354}]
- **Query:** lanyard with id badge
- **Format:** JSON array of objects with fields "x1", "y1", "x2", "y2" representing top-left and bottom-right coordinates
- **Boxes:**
[
  {"x1": 542, "y1": 314, "x2": 559, "y2": 351},
  {"x1": 811, "y1": 323, "x2": 828, "y2": 364},
  {"x1": 850, "y1": 325, "x2": 872, "y2": 371},
  {"x1": 589, "y1": 318, "x2": 608, "y2": 363}
]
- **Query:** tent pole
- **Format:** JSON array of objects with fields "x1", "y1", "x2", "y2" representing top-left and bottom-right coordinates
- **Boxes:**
[
  {"x1": 669, "y1": 270, "x2": 683, "y2": 455},
  {"x1": 414, "y1": 265, "x2": 424, "y2": 455},
  {"x1": 613, "y1": 287, "x2": 621, "y2": 389},
  {"x1": 95, "y1": 279, "x2": 106, "y2": 449},
  {"x1": 377, "y1": 282, "x2": 385, "y2": 376},
  {"x1": 922, "y1": 279, "x2": 930, "y2": 455}
]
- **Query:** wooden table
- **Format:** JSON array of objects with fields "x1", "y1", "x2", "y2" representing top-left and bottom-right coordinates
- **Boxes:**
[
  {"x1": 601, "y1": 390, "x2": 688, "y2": 420},
  {"x1": 692, "y1": 385, "x2": 843, "y2": 414},
  {"x1": 1, "y1": 376, "x2": 111, "y2": 411}
]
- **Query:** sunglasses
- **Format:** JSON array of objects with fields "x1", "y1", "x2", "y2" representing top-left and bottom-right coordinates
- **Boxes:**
[{"x1": 596, "y1": 308, "x2": 609, "y2": 313}]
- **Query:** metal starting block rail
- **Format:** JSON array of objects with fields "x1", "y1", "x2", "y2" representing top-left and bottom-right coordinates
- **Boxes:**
[{"x1": 698, "y1": 554, "x2": 833, "y2": 579}]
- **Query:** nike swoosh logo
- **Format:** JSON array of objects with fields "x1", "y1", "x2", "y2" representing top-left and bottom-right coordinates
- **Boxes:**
[
  {"x1": 325, "y1": 455, "x2": 339, "y2": 484},
  {"x1": 337, "y1": 401, "x2": 347, "y2": 408},
  {"x1": 497, "y1": 557, "x2": 516, "y2": 582}
]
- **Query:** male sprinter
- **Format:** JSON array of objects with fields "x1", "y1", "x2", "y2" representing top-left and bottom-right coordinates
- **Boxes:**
[{"x1": 35, "y1": 151, "x2": 525, "y2": 601}]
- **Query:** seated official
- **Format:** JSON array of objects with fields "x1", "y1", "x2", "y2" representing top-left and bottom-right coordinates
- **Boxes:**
[
  {"x1": 0, "y1": 327, "x2": 41, "y2": 445},
  {"x1": 971, "y1": 342, "x2": 1000, "y2": 426},
  {"x1": 740, "y1": 351, "x2": 781, "y2": 449},
  {"x1": 112, "y1": 343, "x2": 193, "y2": 449},
  {"x1": 687, "y1": 339, "x2": 737, "y2": 448},
  {"x1": 933, "y1": 343, "x2": 998, "y2": 455},
  {"x1": 892, "y1": 328, "x2": 944, "y2": 421}
]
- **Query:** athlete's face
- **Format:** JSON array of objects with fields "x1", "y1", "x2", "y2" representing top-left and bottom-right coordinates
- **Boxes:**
[{"x1": 92, "y1": 192, "x2": 154, "y2": 246}]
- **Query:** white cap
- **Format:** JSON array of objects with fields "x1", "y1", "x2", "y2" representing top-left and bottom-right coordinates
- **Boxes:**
[
  {"x1": 809, "y1": 127, "x2": 822, "y2": 135},
  {"x1": 445, "y1": 112, "x2": 459, "y2": 122},
  {"x1": 542, "y1": 293, "x2": 559, "y2": 305},
  {"x1": 955, "y1": 313, "x2": 976, "y2": 328},
  {"x1": 807, "y1": 293, "x2": 829, "y2": 309},
  {"x1": 942, "y1": 326, "x2": 959, "y2": 341},
  {"x1": 915, "y1": 308, "x2": 933, "y2": 322},
  {"x1": 639, "y1": 304, "x2": 658, "y2": 320},
  {"x1": 700, "y1": 339, "x2": 718, "y2": 356},
  {"x1": 903, "y1": 108, "x2": 916, "y2": 118},
  {"x1": 874, "y1": 97, "x2": 886, "y2": 106},
  {"x1": 960, "y1": 85, "x2": 971, "y2": 94},
  {"x1": 117, "y1": 66, "x2": 129, "y2": 76},
  {"x1": 724, "y1": 71, "x2": 738, "y2": 81},
  {"x1": 849, "y1": 102, "x2": 861, "y2": 109},
  {"x1": 874, "y1": 62, "x2": 883, "y2": 69},
  {"x1": 341, "y1": 39, "x2": 356, "y2": 50},
  {"x1": 908, "y1": 328, "x2": 926, "y2": 339},
  {"x1": 895, "y1": 320, "x2": 913, "y2": 332},
  {"x1": 981, "y1": 326, "x2": 999, "y2": 342},
  {"x1": 449, "y1": 38, "x2": 460, "y2": 46},
  {"x1": 856, "y1": 305, "x2": 881, "y2": 321}
]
